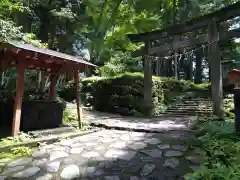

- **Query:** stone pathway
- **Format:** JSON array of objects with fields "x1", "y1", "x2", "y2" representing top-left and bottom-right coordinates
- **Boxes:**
[
  {"x1": 82, "y1": 109, "x2": 197, "y2": 132},
  {"x1": 0, "y1": 111, "x2": 204, "y2": 180}
]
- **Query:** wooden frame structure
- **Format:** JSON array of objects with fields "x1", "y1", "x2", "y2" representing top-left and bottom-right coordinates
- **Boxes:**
[
  {"x1": 0, "y1": 41, "x2": 97, "y2": 136},
  {"x1": 128, "y1": 2, "x2": 240, "y2": 118}
]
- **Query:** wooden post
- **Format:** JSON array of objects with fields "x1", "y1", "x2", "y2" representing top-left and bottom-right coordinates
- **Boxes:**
[
  {"x1": 144, "y1": 42, "x2": 153, "y2": 115},
  {"x1": 49, "y1": 74, "x2": 58, "y2": 101},
  {"x1": 208, "y1": 20, "x2": 224, "y2": 118},
  {"x1": 73, "y1": 69, "x2": 82, "y2": 129},
  {"x1": 12, "y1": 60, "x2": 25, "y2": 136}
]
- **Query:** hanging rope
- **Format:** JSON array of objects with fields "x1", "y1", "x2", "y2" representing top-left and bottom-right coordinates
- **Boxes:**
[{"x1": 144, "y1": 38, "x2": 220, "y2": 61}]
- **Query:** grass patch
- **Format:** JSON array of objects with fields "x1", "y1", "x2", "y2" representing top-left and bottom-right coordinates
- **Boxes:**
[{"x1": 0, "y1": 132, "x2": 35, "y2": 147}]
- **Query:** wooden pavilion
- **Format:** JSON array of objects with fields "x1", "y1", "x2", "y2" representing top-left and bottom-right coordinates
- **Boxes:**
[
  {"x1": 128, "y1": 1, "x2": 240, "y2": 118},
  {"x1": 0, "y1": 41, "x2": 97, "y2": 136}
]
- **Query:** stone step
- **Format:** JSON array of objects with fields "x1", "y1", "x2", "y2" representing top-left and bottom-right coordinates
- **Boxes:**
[
  {"x1": 161, "y1": 112, "x2": 213, "y2": 116},
  {"x1": 166, "y1": 109, "x2": 212, "y2": 113},
  {"x1": 182, "y1": 100, "x2": 212, "y2": 103},
  {"x1": 167, "y1": 108, "x2": 212, "y2": 112},
  {"x1": 172, "y1": 105, "x2": 212, "y2": 109}
]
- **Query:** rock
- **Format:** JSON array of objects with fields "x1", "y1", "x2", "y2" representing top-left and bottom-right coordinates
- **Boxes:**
[
  {"x1": 164, "y1": 150, "x2": 183, "y2": 157},
  {"x1": 59, "y1": 140, "x2": 75, "y2": 146},
  {"x1": 171, "y1": 145, "x2": 188, "y2": 152},
  {"x1": 85, "y1": 142, "x2": 99, "y2": 147},
  {"x1": 36, "y1": 174, "x2": 53, "y2": 180},
  {"x1": 94, "y1": 169, "x2": 105, "y2": 176},
  {"x1": 52, "y1": 146, "x2": 68, "y2": 152},
  {"x1": 12, "y1": 167, "x2": 40, "y2": 178},
  {"x1": 86, "y1": 166, "x2": 96, "y2": 176},
  {"x1": 120, "y1": 134, "x2": 131, "y2": 141},
  {"x1": 104, "y1": 149, "x2": 136, "y2": 161},
  {"x1": 82, "y1": 151, "x2": 100, "y2": 158},
  {"x1": 163, "y1": 158, "x2": 179, "y2": 168},
  {"x1": 186, "y1": 156, "x2": 202, "y2": 164},
  {"x1": 144, "y1": 138, "x2": 161, "y2": 145},
  {"x1": 70, "y1": 147, "x2": 84, "y2": 154},
  {"x1": 157, "y1": 144, "x2": 170, "y2": 150},
  {"x1": 32, "y1": 149, "x2": 47, "y2": 158},
  {"x1": 130, "y1": 176, "x2": 139, "y2": 180},
  {"x1": 47, "y1": 161, "x2": 61, "y2": 172},
  {"x1": 50, "y1": 151, "x2": 69, "y2": 161},
  {"x1": 140, "y1": 156, "x2": 155, "y2": 163},
  {"x1": 0, "y1": 159, "x2": 10, "y2": 163},
  {"x1": 104, "y1": 176, "x2": 120, "y2": 180},
  {"x1": 8, "y1": 157, "x2": 32, "y2": 167},
  {"x1": 109, "y1": 142, "x2": 127, "y2": 149},
  {"x1": 31, "y1": 159, "x2": 48, "y2": 167},
  {"x1": 140, "y1": 164, "x2": 155, "y2": 176},
  {"x1": 60, "y1": 165, "x2": 80, "y2": 179},
  {"x1": 1, "y1": 166, "x2": 25, "y2": 175},
  {"x1": 102, "y1": 138, "x2": 115, "y2": 143},
  {"x1": 141, "y1": 149, "x2": 162, "y2": 158},
  {"x1": 128, "y1": 142, "x2": 147, "y2": 150}
]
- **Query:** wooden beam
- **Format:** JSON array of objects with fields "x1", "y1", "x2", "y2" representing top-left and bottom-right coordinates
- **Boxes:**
[
  {"x1": 12, "y1": 60, "x2": 25, "y2": 136},
  {"x1": 73, "y1": 70, "x2": 82, "y2": 129},
  {"x1": 128, "y1": 1, "x2": 240, "y2": 42},
  {"x1": 148, "y1": 28, "x2": 240, "y2": 55},
  {"x1": 208, "y1": 20, "x2": 224, "y2": 118}
]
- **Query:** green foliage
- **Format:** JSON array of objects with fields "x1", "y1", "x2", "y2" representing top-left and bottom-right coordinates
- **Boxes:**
[
  {"x1": 0, "y1": 19, "x2": 22, "y2": 41},
  {"x1": 185, "y1": 117, "x2": 240, "y2": 180},
  {"x1": 81, "y1": 72, "x2": 164, "y2": 116},
  {"x1": 224, "y1": 94, "x2": 235, "y2": 120},
  {"x1": 98, "y1": 52, "x2": 142, "y2": 77},
  {"x1": 0, "y1": 132, "x2": 34, "y2": 147},
  {"x1": 10, "y1": 147, "x2": 33, "y2": 156},
  {"x1": 63, "y1": 109, "x2": 77, "y2": 124},
  {"x1": 0, "y1": 147, "x2": 33, "y2": 164}
]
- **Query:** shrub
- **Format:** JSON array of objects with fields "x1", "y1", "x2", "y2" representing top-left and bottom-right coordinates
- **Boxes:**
[
  {"x1": 57, "y1": 80, "x2": 76, "y2": 102},
  {"x1": 81, "y1": 72, "x2": 164, "y2": 116},
  {"x1": 185, "y1": 117, "x2": 240, "y2": 180}
]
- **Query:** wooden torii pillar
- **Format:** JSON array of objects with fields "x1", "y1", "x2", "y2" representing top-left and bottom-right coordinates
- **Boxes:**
[
  {"x1": 143, "y1": 41, "x2": 153, "y2": 115},
  {"x1": 208, "y1": 20, "x2": 224, "y2": 118},
  {"x1": 12, "y1": 60, "x2": 25, "y2": 136}
]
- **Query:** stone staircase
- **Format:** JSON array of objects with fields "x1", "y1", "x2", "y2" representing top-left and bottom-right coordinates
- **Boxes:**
[{"x1": 162, "y1": 93, "x2": 213, "y2": 117}]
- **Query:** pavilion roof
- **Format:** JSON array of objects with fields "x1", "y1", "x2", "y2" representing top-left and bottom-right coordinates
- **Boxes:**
[{"x1": 0, "y1": 41, "x2": 97, "y2": 72}]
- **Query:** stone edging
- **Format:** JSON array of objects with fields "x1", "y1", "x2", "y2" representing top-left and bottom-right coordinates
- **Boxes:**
[{"x1": 0, "y1": 129, "x2": 99, "y2": 153}]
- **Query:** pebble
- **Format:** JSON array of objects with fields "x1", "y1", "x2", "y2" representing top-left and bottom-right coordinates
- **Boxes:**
[
  {"x1": 164, "y1": 150, "x2": 183, "y2": 157},
  {"x1": 60, "y1": 165, "x2": 80, "y2": 179},
  {"x1": 46, "y1": 161, "x2": 61, "y2": 172},
  {"x1": 163, "y1": 158, "x2": 179, "y2": 168},
  {"x1": 140, "y1": 164, "x2": 155, "y2": 176},
  {"x1": 157, "y1": 144, "x2": 170, "y2": 149}
]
